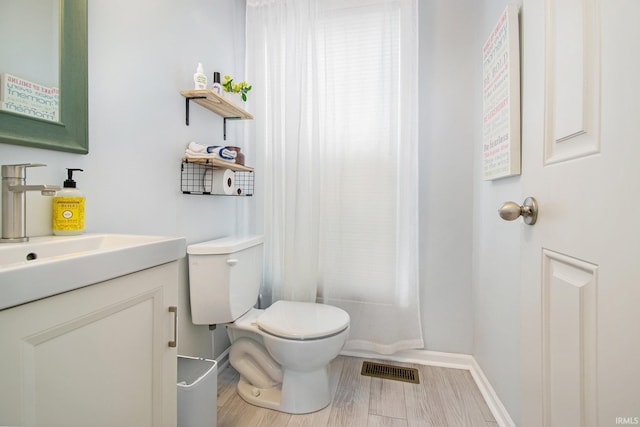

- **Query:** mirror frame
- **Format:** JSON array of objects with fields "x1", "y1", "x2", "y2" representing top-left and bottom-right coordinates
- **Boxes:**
[{"x1": 0, "y1": 0, "x2": 88, "y2": 154}]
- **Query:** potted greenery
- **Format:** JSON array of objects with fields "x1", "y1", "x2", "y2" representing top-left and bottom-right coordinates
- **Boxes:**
[{"x1": 222, "y1": 75, "x2": 252, "y2": 102}]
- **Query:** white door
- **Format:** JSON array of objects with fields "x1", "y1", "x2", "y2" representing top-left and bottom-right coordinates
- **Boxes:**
[{"x1": 519, "y1": 0, "x2": 640, "y2": 425}]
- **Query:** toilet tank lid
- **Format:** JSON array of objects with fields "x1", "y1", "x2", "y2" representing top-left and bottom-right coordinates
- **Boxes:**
[{"x1": 187, "y1": 235, "x2": 264, "y2": 255}]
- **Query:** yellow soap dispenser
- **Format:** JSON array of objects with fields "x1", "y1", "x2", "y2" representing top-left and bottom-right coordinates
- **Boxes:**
[{"x1": 52, "y1": 168, "x2": 85, "y2": 236}]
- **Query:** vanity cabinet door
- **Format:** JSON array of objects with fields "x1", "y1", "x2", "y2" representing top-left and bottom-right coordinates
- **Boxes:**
[{"x1": 0, "y1": 262, "x2": 178, "y2": 427}]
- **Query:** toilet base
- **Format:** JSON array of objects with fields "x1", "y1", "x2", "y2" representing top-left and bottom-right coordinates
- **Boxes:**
[
  {"x1": 236, "y1": 377, "x2": 282, "y2": 411},
  {"x1": 236, "y1": 367, "x2": 331, "y2": 414}
]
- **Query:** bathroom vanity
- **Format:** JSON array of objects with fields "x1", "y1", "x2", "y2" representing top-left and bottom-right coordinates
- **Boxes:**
[{"x1": 0, "y1": 234, "x2": 185, "y2": 427}]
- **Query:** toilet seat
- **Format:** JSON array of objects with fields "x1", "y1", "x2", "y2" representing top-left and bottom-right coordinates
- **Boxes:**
[{"x1": 257, "y1": 300, "x2": 350, "y2": 340}]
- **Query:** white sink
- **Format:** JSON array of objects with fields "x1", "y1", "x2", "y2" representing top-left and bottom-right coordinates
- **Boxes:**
[{"x1": 0, "y1": 233, "x2": 186, "y2": 310}]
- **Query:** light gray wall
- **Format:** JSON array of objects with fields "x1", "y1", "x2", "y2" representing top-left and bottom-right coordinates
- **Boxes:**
[
  {"x1": 472, "y1": 0, "x2": 522, "y2": 424},
  {"x1": 0, "y1": 0, "x2": 248, "y2": 359},
  {"x1": 419, "y1": 0, "x2": 521, "y2": 422},
  {"x1": 418, "y1": 0, "x2": 478, "y2": 355}
]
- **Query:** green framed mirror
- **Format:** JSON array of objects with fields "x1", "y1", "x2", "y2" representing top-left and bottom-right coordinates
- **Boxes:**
[{"x1": 0, "y1": 0, "x2": 88, "y2": 154}]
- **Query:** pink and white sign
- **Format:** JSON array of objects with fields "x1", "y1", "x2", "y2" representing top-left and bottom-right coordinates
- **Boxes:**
[{"x1": 482, "y1": 4, "x2": 520, "y2": 180}]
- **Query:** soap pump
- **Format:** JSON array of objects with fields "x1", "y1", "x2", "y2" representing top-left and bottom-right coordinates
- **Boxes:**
[{"x1": 52, "y1": 168, "x2": 85, "y2": 236}]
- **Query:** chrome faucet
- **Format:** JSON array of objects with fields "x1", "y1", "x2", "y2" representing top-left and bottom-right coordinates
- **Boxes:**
[{"x1": 1, "y1": 163, "x2": 60, "y2": 243}]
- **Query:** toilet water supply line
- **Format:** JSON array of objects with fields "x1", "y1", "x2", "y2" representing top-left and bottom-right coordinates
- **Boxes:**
[{"x1": 229, "y1": 337, "x2": 283, "y2": 389}]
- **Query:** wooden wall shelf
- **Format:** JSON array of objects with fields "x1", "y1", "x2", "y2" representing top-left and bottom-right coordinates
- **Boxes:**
[
  {"x1": 181, "y1": 157, "x2": 254, "y2": 172},
  {"x1": 180, "y1": 89, "x2": 253, "y2": 121}
]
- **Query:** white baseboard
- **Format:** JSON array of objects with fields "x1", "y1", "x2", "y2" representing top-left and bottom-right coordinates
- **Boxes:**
[
  {"x1": 340, "y1": 349, "x2": 515, "y2": 427},
  {"x1": 468, "y1": 356, "x2": 516, "y2": 427}
]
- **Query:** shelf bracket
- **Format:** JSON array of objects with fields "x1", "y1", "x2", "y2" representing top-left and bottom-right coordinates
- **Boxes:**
[
  {"x1": 184, "y1": 96, "x2": 206, "y2": 126},
  {"x1": 223, "y1": 117, "x2": 241, "y2": 140}
]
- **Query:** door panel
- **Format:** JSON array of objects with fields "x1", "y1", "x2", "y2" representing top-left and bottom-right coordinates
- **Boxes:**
[
  {"x1": 551, "y1": 0, "x2": 586, "y2": 139},
  {"x1": 542, "y1": 250, "x2": 597, "y2": 426},
  {"x1": 544, "y1": 0, "x2": 600, "y2": 164}
]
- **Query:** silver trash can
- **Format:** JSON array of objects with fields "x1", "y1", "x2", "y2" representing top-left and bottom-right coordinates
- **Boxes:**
[{"x1": 177, "y1": 356, "x2": 217, "y2": 427}]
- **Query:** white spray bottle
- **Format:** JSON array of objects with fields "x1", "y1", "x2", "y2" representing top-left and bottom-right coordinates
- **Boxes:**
[{"x1": 193, "y1": 63, "x2": 207, "y2": 90}]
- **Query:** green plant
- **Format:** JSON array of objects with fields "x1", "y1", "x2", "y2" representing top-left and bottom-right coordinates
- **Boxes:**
[{"x1": 222, "y1": 75, "x2": 252, "y2": 101}]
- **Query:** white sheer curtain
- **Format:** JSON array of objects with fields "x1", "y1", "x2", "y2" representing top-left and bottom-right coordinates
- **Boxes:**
[{"x1": 246, "y1": 0, "x2": 422, "y2": 354}]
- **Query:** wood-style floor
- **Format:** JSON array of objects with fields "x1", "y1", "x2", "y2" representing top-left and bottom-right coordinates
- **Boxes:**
[{"x1": 217, "y1": 356, "x2": 498, "y2": 427}]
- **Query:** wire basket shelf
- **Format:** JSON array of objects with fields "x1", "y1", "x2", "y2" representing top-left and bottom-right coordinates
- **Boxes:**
[{"x1": 181, "y1": 161, "x2": 254, "y2": 196}]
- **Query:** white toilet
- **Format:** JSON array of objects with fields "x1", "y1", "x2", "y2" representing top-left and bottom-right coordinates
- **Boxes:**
[{"x1": 187, "y1": 235, "x2": 350, "y2": 414}]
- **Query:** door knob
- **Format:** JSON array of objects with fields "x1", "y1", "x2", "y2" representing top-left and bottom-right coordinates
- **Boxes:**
[{"x1": 498, "y1": 197, "x2": 538, "y2": 225}]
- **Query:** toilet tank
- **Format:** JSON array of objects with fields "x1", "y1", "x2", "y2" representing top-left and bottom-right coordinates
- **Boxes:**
[{"x1": 187, "y1": 235, "x2": 264, "y2": 325}]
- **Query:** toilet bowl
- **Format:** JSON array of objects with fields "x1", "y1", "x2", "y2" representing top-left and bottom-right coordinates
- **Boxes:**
[
  {"x1": 227, "y1": 301, "x2": 349, "y2": 413},
  {"x1": 187, "y1": 236, "x2": 350, "y2": 414}
]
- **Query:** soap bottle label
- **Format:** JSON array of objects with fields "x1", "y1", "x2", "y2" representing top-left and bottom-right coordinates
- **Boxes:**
[{"x1": 52, "y1": 197, "x2": 85, "y2": 230}]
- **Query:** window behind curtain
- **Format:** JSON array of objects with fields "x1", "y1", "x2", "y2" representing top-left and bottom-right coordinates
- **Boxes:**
[{"x1": 317, "y1": 0, "x2": 405, "y2": 304}]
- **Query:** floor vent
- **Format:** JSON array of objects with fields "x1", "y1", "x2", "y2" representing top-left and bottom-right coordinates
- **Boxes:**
[{"x1": 361, "y1": 361, "x2": 420, "y2": 384}]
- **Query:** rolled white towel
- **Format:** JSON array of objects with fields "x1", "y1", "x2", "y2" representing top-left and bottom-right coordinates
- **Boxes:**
[
  {"x1": 185, "y1": 147, "x2": 237, "y2": 161},
  {"x1": 206, "y1": 146, "x2": 237, "y2": 160}
]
